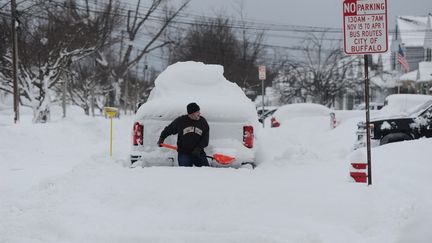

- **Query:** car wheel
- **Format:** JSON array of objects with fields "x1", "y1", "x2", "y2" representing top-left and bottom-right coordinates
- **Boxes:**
[
  {"x1": 380, "y1": 133, "x2": 412, "y2": 145},
  {"x1": 240, "y1": 162, "x2": 256, "y2": 169}
]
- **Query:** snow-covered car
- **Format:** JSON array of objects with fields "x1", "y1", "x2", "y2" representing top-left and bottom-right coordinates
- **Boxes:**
[
  {"x1": 269, "y1": 103, "x2": 337, "y2": 129},
  {"x1": 258, "y1": 106, "x2": 278, "y2": 124},
  {"x1": 130, "y1": 61, "x2": 260, "y2": 168},
  {"x1": 379, "y1": 94, "x2": 432, "y2": 116},
  {"x1": 353, "y1": 99, "x2": 432, "y2": 150},
  {"x1": 256, "y1": 106, "x2": 279, "y2": 117}
]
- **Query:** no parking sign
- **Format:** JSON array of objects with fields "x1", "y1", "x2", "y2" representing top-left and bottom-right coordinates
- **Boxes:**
[
  {"x1": 342, "y1": 0, "x2": 388, "y2": 185},
  {"x1": 343, "y1": 0, "x2": 388, "y2": 55}
]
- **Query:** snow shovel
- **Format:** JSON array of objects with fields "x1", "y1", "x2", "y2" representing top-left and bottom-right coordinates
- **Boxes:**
[{"x1": 159, "y1": 143, "x2": 235, "y2": 165}]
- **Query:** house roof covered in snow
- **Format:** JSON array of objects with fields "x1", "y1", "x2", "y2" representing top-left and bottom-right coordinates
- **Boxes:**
[
  {"x1": 399, "y1": 70, "x2": 418, "y2": 81},
  {"x1": 396, "y1": 15, "x2": 432, "y2": 48}
]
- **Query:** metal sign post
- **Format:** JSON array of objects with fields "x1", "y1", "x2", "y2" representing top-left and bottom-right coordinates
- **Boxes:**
[
  {"x1": 104, "y1": 107, "x2": 118, "y2": 158},
  {"x1": 343, "y1": 0, "x2": 388, "y2": 185},
  {"x1": 258, "y1": 65, "x2": 266, "y2": 127},
  {"x1": 364, "y1": 55, "x2": 372, "y2": 185}
]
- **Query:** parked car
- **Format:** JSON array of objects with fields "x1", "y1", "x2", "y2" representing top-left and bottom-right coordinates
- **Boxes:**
[
  {"x1": 258, "y1": 106, "x2": 278, "y2": 123},
  {"x1": 354, "y1": 99, "x2": 432, "y2": 150},
  {"x1": 130, "y1": 62, "x2": 260, "y2": 168},
  {"x1": 379, "y1": 94, "x2": 432, "y2": 116},
  {"x1": 269, "y1": 103, "x2": 337, "y2": 129},
  {"x1": 256, "y1": 106, "x2": 279, "y2": 117}
]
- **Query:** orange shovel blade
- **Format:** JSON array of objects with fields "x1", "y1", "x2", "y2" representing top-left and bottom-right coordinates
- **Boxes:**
[{"x1": 212, "y1": 153, "x2": 235, "y2": 165}]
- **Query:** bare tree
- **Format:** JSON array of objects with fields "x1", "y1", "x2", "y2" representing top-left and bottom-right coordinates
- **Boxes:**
[
  {"x1": 170, "y1": 16, "x2": 239, "y2": 73},
  {"x1": 0, "y1": 0, "x2": 121, "y2": 122},
  {"x1": 272, "y1": 62, "x2": 307, "y2": 104},
  {"x1": 61, "y1": 0, "x2": 123, "y2": 116},
  {"x1": 65, "y1": 51, "x2": 116, "y2": 116},
  {"x1": 234, "y1": 1, "x2": 266, "y2": 96},
  {"x1": 274, "y1": 33, "x2": 355, "y2": 107},
  {"x1": 169, "y1": 14, "x2": 266, "y2": 98},
  {"x1": 0, "y1": 15, "x2": 11, "y2": 93},
  {"x1": 108, "y1": 0, "x2": 190, "y2": 112}
]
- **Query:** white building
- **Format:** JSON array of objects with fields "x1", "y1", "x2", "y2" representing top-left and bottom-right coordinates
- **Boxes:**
[{"x1": 391, "y1": 15, "x2": 432, "y2": 94}]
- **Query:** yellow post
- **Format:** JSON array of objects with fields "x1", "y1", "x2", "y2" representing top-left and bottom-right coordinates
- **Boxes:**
[
  {"x1": 110, "y1": 117, "x2": 113, "y2": 157},
  {"x1": 103, "y1": 107, "x2": 118, "y2": 158}
]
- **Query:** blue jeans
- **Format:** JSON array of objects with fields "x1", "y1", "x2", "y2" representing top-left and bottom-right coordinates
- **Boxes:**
[{"x1": 178, "y1": 152, "x2": 209, "y2": 167}]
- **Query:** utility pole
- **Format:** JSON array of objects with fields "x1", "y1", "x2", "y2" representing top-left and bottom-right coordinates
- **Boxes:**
[
  {"x1": 62, "y1": 76, "x2": 67, "y2": 118},
  {"x1": 143, "y1": 55, "x2": 147, "y2": 82},
  {"x1": 11, "y1": 0, "x2": 19, "y2": 123},
  {"x1": 124, "y1": 71, "x2": 129, "y2": 115},
  {"x1": 258, "y1": 65, "x2": 266, "y2": 128}
]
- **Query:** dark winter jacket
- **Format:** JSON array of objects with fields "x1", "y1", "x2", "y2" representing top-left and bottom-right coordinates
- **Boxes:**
[{"x1": 159, "y1": 115, "x2": 209, "y2": 154}]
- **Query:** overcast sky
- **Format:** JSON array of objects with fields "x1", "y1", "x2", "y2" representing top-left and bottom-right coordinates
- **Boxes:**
[
  {"x1": 121, "y1": 0, "x2": 431, "y2": 68},
  {"x1": 186, "y1": 0, "x2": 431, "y2": 29}
]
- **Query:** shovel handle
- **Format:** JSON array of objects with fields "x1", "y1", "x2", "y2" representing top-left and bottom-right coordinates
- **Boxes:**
[{"x1": 160, "y1": 143, "x2": 177, "y2": 150}]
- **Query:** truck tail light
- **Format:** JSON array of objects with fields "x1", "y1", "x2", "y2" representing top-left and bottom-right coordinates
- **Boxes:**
[
  {"x1": 271, "y1": 117, "x2": 280, "y2": 128},
  {"x1": 133, "y1": 122, "x2": 143, "y2": 145},
  {"x1": 243, "y1": 125, "x2": 254, "y2": 148}
]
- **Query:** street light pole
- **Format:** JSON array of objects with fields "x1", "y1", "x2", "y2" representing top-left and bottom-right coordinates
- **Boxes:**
[{"x1": 11, "y1": 0, "x2": 19, "y2": 123}]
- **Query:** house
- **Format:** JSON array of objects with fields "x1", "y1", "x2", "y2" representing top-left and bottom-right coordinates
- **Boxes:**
[
  {"x1": 391, "y1": 15, "x2": 432, "y2": 94},
  {"x1": 391, "y1": 15, "x2": 432, "y2": 72},
  {"x1": 416, "y1": 61, "x2": 432, "y2": 94},
  {"x1": 345, "y1": 14, "x2": 432, "y2": 106},
  {"x1": 340, "y1": 45, "x2": 398, "y2": 110},
  {"x1": 267, "y1": 15, "x2": 432, "y2": 109}
]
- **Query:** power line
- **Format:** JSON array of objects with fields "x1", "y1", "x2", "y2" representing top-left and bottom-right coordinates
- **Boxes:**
[
  {"x1": 19, "y1": 0, "x2": 432, "y2": 36},
  {"x1": 6, "y1": 0, "x2": 428, "y2": 44},
  {"x1": 6, "y1": 0, "x2": 432, "y2": 65}
]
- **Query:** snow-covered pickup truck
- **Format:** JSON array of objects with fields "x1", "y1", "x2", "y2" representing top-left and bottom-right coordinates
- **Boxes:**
[
  {"x1": 353, "y1": 99, "x2": 432, "y2": 150},
  {"x1": 130, "y1": 61, "x2": 260, "y2": 168}
]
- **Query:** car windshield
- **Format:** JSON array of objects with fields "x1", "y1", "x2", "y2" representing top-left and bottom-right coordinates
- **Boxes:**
[{"x1": 408, "y1": 100, "x2": 432, "y2": 116}]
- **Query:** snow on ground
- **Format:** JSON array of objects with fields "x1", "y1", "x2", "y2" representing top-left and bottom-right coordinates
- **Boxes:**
[{"x1": 1, "y1": 105, "x2": 432, "y2": 243}]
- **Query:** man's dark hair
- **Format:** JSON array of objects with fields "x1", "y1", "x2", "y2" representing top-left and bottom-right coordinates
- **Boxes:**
[{"x1": 187, "y1": 102, "x2": 200, "y2": 114}]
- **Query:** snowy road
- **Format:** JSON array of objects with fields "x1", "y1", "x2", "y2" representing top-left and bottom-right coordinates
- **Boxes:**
[{"x1": 1, "y1": 107, "x2": 431, "y2": 243}]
